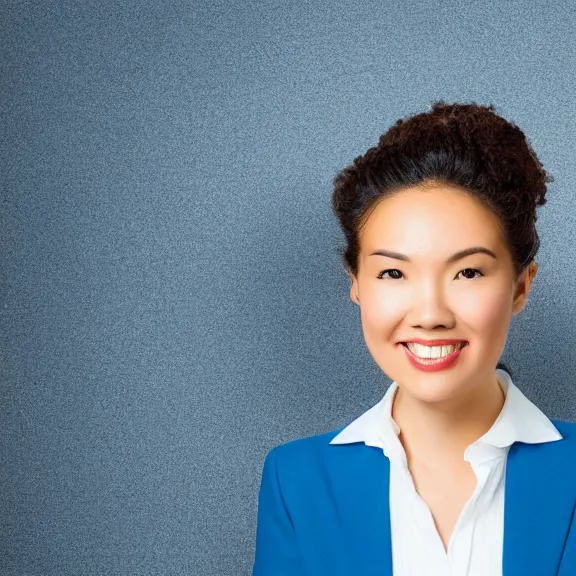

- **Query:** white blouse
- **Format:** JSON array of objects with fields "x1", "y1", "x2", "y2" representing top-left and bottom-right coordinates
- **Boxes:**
[{"x1": 329, "y1": 369, "x2": 563, "y2": 576}]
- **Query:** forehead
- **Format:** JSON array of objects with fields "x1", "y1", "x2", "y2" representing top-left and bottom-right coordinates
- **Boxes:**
[{"x1": 359, "y1": 184, "x2": 505, "y2": 255}]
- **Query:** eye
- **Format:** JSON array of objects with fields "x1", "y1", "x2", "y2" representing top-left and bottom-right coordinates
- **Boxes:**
[
  {"x1": 456, "y1": 268, "x2": 484, "y2": 280},
  {"x1": 377, "y1": 269, "x2": 403, "y2": 279},
  {"x1": 376, "y1": 268, "x2": 485, "y2": 280}
]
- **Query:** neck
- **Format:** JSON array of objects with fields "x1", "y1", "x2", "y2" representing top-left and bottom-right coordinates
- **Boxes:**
[{"x1": 391, "y1": 372, "x2": 506, "y2": 467}]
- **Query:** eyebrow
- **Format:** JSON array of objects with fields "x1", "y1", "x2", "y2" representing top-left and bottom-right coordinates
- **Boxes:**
[{"x1": 368, "y1": 246, "x2": 497, "y2": 263}]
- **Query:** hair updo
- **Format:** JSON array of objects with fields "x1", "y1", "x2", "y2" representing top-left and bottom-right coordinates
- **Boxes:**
[{"x1": 331, "y1": 101, "x2": 553, "y2": 378}]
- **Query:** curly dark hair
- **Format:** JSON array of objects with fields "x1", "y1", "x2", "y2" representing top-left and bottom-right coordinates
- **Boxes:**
[{"x1": 331, "y1": 101, "x2": 554, "y2": 378}]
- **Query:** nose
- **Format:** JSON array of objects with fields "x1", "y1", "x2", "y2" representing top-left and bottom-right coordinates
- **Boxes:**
[{"x1": 408, "y1": 281, "x2": 455, "y2": 330}]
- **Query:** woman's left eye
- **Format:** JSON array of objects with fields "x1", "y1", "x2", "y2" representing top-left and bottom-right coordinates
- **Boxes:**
[{"x1": 456, "y1": 268, "x2": 484, "y2": 280}]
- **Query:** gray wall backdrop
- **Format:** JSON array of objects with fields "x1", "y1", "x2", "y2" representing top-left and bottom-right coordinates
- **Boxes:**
[{"x1": 2, "y1": 1, "x2": 576, "y2": 574}]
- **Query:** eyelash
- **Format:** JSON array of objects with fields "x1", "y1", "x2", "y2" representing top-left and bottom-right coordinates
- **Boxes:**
[{"x1": 376, "y1": 268, "x2": 485, "y2": 280}]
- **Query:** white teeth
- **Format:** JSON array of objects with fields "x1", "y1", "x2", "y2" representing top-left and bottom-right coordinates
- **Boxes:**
[{"x1": 406, "y1": 342, "x2": 465, "y2": 359}]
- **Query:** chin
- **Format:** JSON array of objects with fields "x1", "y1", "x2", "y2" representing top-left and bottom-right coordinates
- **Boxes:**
[{"x1": 393, "y1": 371, "x2": 471, "y2": 405}]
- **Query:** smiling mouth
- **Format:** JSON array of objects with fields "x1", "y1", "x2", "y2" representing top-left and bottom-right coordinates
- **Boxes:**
[{"x1": 401, "y1": 341, "x2": 468, "y2": 360}]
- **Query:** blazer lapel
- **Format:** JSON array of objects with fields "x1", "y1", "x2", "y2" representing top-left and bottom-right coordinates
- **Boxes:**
[
  {"x1": 503, "y1": 438, "x2": 576, "y2": 575},
  {"x1": 329, "y1": 442, "x2": 393, "y2": 576}
]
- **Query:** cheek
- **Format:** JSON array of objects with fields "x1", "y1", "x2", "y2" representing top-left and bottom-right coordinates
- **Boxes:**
[
  {"x1": 358, "y1": 288, "x2": 402, "y2": 338},
  {"x1": 463, "y1": 287, "x2": 512, "y2": 334}
]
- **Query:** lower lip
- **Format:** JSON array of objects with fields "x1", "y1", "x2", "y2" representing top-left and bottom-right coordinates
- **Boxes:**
[{"x1": 401, "y1": 343, "x2": 466, "y2": 372}]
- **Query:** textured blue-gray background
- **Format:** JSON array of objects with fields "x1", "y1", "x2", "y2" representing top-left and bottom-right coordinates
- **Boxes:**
[{"x1": 2, "y1": 0, "x2": 576, "y2": 574}]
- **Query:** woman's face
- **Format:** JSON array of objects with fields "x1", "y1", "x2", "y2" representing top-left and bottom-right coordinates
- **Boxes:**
[{"x1": 348, "y1": 182, "x2": 537, "y2": 405}]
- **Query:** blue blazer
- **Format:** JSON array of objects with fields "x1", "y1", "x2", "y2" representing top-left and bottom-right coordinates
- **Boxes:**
[{"x1": 253, "y1": 419, "x2": 576, "y2": 576}]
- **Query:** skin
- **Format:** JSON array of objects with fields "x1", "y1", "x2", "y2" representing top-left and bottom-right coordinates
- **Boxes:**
[{"x1": 347, "y1": 180, "x2": 538, "y2": 483}]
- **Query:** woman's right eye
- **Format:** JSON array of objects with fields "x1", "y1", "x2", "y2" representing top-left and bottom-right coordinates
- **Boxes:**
[{"x1": 377, "y1": 269, "x2": 403, "y2": 279}]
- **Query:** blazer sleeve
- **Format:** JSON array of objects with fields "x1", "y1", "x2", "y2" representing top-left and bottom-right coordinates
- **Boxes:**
[{"x1": 252, "y1": 447, "x2": 306, "y2": 576}]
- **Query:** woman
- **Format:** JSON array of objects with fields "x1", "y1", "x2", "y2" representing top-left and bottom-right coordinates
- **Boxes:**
[{"x1": 252, "y1": 102, "x2": 576, "y2": 575}]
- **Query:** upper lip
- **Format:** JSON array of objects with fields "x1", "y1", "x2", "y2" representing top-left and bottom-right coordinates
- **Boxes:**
[{"x1": 401, "y1": 339, "x2": 467, "y2": 346}]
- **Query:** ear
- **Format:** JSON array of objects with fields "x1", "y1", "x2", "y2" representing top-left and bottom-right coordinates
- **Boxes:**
[
  {"x1": 511, "y1": 261, "x2": 538, "y2": 316},
  {"x1": 346, "y1": 271, "x2": 360, "y2": 306}
]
